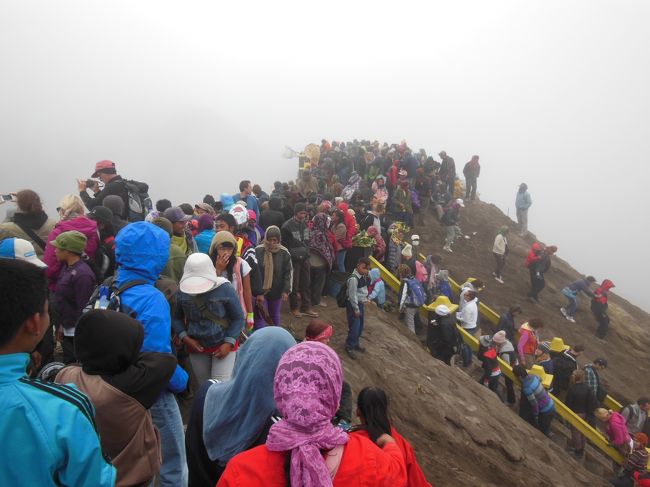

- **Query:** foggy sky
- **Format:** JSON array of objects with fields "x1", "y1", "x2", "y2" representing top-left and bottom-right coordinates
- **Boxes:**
[{"x1": 1, "y1": 1, "x2": 649, "y2": 311}]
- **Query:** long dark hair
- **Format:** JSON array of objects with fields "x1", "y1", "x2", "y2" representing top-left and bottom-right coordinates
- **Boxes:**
[
  {"x1": 353, "y1": 387, "x2": 392, "y2": 443},
  {"x1": 208, "y1": 243, "x2": 237, "y2": 282}
]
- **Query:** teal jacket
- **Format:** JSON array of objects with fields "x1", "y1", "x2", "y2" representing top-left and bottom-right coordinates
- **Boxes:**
[{"x1": 0, "y1": 353, "x2": 116, "y2": 486}]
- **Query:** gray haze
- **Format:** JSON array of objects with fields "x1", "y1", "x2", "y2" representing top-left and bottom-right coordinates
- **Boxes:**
[{"x1": 1, "y1": 1, "x2": 649, "y2": 310}]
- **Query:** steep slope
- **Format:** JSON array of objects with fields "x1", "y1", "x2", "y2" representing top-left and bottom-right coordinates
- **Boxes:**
[
  {"x1": 283, "y1": 305, "x2": 608, "y2": 487},
  {"x1": 415, "y1": 200, "x2": 649, "y2": 404}
]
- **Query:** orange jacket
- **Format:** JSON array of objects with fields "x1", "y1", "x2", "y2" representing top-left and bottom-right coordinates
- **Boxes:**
[
  {"x1": 351, "y1": 429, "x2": 432, "y2": 487},
  {"x1": 518, "y1": 322, "x2": 538, "y2": 357},
  {"x1": 217, "y1": 433, "x2": 407, "y2": 487}
]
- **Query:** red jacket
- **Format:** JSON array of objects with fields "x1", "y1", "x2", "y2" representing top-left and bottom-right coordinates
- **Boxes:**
[
  {"x1": 351, "y1": 429, "x2": 432, "y2": 487},
  {"x1": 217, "y1": 433, "x2": 407, "y2": 487},
  {"x1": 593, "y1": 279, "x2": 615, "y2": 305},
  {"x1": 524, "y1": 243, "x2": 543, "y2": 268}
]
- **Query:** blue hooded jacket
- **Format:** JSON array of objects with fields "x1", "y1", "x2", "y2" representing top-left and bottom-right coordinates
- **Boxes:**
[
  {"x1": 368, "y1": 268, "x2": 386, "y2": 306},
  {"x1": 115, "y1": 222, "x2": 188, "y2": 393}
]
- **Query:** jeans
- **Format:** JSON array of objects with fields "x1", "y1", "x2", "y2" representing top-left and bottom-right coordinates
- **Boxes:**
[
  {"x1": 254, "y1": 297, "x2": 282, "y2": 328},
  {"x1": 336, "y1": 250, "x2": 347, "y2": 272},
  {"x1": 493, "y1": 253, "x2": 506, "y2": 279},
  {"x1": 345, "y1": 302, "x2": 365, "y2": 350},
  {"x1": 151, "y1": 391, "x2": 188, "y2": 487},
  {"x1": 189, "y1": 351, "x2": 237, "y2": 384},
  {"x1": 465, "y1": 177, "x2": 477, "y2": 200},
  {"x1": 566, "y1": 296, "x2": 578, "y2": 317},
  {"x1": 289, "y1": 258, "x2": 311, "y2": 312},
  {"x1": 516, "y1": 208, "x2": 528, "y2": 235}
]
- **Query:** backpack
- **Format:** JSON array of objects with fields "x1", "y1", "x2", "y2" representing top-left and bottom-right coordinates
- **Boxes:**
[
  {"x1": 84, "y1": 275, "x2": 178, "y2": 314},
  {"x1": 336, "y1": 279, "x2": 349, "y2": 308},
  {"x1": 406, "y1": 278, "x2": 426, "y2": 307},
  {"x1": 415, "y1": 260, "x2": 428, "y2": 283},
  {"x1": 123, "y1": 180, "x2": 153, "y2": 222}
]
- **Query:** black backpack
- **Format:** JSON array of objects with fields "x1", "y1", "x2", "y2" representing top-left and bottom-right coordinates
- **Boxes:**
[
  {"x1": 84, "y1": 275, "x2": 178, "y2": 314},
  {"x1": 123, "y1": 180, "x2": 153, "y2": 222},
  {"x1": 336, "y1": 279, "x2": 350, "y2": 308}
]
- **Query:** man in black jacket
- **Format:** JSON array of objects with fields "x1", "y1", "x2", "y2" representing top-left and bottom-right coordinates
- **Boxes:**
[
  {"x1": 259, "y1": 197, "x2": 286, "y2": 231},
  {"x1": 78, "y1": 160, "x2": 129, "y2": 219},
  {"x1": 551, "y1": 344, "x2": 584, "y2": 400},
  {"x1": 281, "y1": 203, "x2": 317, "y2": 318}
]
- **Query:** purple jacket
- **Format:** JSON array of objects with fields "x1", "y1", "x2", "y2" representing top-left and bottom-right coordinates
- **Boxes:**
[
  {"x1": 44, "y1": 216, "x2": 99, "y2": 291},
  {"x1": 54, "y1": 260, "x2": 97, "y2": 329}
]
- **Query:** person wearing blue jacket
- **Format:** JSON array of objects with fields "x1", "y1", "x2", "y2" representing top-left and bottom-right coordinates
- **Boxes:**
[
  {"x1": 515, "y1": 183, "x2": 533, "y2": 237},
  {"x1": 115, "y1": 221, "x2": 189, "y2": 487},
  {"x1": 0, "y1": 259, "x2": 116, "y2": 486},
  {"x1": 367, "y1": 268, "x2": 386, "y2": 307},
  {"x1": 560, "y1": 276, "x2": 596, "y2": 323}
]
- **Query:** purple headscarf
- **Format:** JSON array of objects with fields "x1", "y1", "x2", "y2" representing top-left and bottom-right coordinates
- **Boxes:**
[
  {"x1": 197, "y1": 213, "x2": 215, "y2": 232},
  {"x1": 266, "y1": 342, "x2": 348, "y2": 487},
  {"x1": 309, "y1": 213, "x2": 335, "y2": 270}
]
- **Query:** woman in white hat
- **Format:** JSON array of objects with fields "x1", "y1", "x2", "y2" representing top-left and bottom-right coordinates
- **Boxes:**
[{"x1": 172, "y1": 253, "x2": 245, "y2": 384}]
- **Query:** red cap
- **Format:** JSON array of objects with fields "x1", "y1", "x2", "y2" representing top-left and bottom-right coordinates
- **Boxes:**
[{"x1": 91, "y1": 160, "x2": 116, "y2": 177}]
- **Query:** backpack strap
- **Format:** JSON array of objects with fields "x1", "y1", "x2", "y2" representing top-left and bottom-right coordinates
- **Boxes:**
[
  {"x1": 113, "y1": 279, "x2": 148, "y2": 296},
  {"x1": 191, "y1": 294, "x2": 231, "y2": 330},
  {"x1": 14, "y1": 222, "x2": 46, "y2": 251}
]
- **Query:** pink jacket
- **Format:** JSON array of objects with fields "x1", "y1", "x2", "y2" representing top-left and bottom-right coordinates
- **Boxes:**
[
  {"x1": 44, "y1": 216, "x2": 99, "y2": 290},
  {"x1": 607, "y1": 411, "x2": 631, "y2": 447}
]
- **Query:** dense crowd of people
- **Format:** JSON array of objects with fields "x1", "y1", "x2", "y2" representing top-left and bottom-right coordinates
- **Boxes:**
[{"x1": 0, "y1": 140, "x2": 645, "y2": 486}]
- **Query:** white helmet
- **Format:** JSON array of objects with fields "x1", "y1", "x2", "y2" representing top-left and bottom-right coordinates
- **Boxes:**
[{"x1": 229, "y1": 204, "x2": 248, "y2": 226}]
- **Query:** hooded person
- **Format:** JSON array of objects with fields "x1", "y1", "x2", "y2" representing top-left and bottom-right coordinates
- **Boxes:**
[
  {"x1": 218, "y1": 341, "x2": 407, "y2": 487},
  {"x1": 56, "y1": 310, "x2": 177, "y2": 487},
  {"x1": 194, "y1": 213, "x2": 216, "y2": 255},
  {"x1": 103, "y1": 195, "x2": 128, "y2": 233},
  {"x1": 309, "y1": 213, "x2": 336, "y2": 307},
  {"x1": 367, "y1": 268, "x2": 386, "y2": 307},
  {"x1": 186, "y1": 327, "x2": 297, "y2": 486},
  {"x1": 114, "y1": 221, "x2": 189, "y2": 486},
  {"x1": 592, "y1": 279, "x2": 615, "y2": 338},
  {"x1": 172, "y1": 253, "x2": 245, "y2": 385},
  {"x1": 254, "y1": 225, "x2": 293, "y2": 328}
]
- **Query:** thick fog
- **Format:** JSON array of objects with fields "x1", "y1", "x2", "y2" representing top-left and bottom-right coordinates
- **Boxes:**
[{"x1": 1, "y1": 1, "x2": 648, "y2": 310}]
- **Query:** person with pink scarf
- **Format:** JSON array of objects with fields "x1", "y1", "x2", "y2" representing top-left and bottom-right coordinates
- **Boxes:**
[{"x1": 218, "y1": 342, "x2": 407, "y2": 486}]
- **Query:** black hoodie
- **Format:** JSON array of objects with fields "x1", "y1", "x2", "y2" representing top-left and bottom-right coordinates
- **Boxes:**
[{"x1": 74, "y1": 309, "x2": 176, "y2": 409}]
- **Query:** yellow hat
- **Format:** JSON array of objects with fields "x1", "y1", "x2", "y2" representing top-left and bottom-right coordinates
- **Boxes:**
[
  {"x1": 429, "y1": 295, "x2": 459, "y2": 313},
  {"x1": 549, "y1": 337, "x2": 570, "y2": 353}
]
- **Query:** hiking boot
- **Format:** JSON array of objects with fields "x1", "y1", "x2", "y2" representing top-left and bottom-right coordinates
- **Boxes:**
[
  {"x1": 494, "y1": 276, "x2": 504, "y2": 284},
  {"x1": 303, "y1": 309, "x2": 319, "y2": 318},
  {"x1": 355, "y1": 345, "x2": 367, "y2": 353},
  {"x1": 345, "y1": 348, "x2": 357, "y2": 360},
  {"x1": 291, "y1": 310, "x2": 303, "y2": 318}
]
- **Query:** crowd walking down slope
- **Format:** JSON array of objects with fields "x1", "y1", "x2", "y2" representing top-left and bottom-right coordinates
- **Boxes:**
[{"x1": 0, "y1": 140, "x2": 644, "y2": 487}]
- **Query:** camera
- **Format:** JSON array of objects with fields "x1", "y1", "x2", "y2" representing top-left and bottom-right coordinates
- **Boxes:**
[{"x1": 85, "y1": 179, "x2": 98, "y2": 188}]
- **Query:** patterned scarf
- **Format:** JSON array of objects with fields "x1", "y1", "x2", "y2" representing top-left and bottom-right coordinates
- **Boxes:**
[{"x1": 266, "y1": 342, "x2": 349, "y2": 487}]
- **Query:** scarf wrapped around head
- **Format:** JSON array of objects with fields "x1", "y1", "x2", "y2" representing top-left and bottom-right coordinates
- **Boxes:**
[
  {"x1": 309, "y1": 213, "x2": 335, "y2": 270},
  {"x1": 262, "y1": 226, "x2": 283, "y2": 293},
  {"x1": 266, "y1": 342, "x2": 348, "y2": 487}
]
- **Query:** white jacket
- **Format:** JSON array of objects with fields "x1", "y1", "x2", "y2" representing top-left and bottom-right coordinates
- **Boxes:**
[
  {"x1": 459, "y1": 298, "x2": 478, "y2": 329},
  {"x1": 493, "y1": 234, "x2": 507, "y2": 255}
]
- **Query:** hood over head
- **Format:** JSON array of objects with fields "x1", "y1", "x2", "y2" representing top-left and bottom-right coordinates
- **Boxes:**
[
  {"x1": 75, "y1": 309, "x2": 143, "y2": 376},
  {"x1": 369, "y1": 268, "x2": 380, "y2": 281},
  {"x1": 115, "y1": 221, "x2": 170, "y2": 282}
]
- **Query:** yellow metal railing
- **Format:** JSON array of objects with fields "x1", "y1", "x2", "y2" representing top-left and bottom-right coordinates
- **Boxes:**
[
  {"x1": 369, "y1": 255, "x2": 628, "y2": 465},
  {"x1": 416, "y1": 253, "x2": 623, "y2": 412}
]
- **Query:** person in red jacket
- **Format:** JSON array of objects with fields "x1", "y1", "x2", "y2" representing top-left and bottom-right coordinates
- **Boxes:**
[
  {"x1": 218, "y1": 342, "x2": 406, "y2": 487},
  {"x1": 351, "y1": 387, "x2": 432, "y2": 487},
  {"x1": 592, "y1": 279, "x2": 615, "y2": 339}
]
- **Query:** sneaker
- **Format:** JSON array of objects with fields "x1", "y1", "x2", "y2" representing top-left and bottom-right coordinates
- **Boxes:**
[
  {"x1": 303, "y1": 310, "x2": 319, "y2": 318},
  {"x1": 567, "y1": 316, "x2": 576, "y2": 323},
  {"x1": 492, "y1": 272, "x2": 497, "y2": 277},
  {"x1": 355, "y1": 345, "x2": 367, "y2": 353},
  {"x1": 291, "y1": 310, "x2": 303, "y2": 318},
  {"x1": 317, "y1": 302, "x2": 328, "y2": 308},
  {"x1": 494, "y1": 276, "x2": 504, "y2": 284},
  {"x1": 443, "y1": 246, "x2": 453, "y2": 253},
  {"x1": 560, "y1": 307, "x2": 568, "y2": 318},
  {"x1": 345, "y1": 348, "x2": 357, "y2": 360}
]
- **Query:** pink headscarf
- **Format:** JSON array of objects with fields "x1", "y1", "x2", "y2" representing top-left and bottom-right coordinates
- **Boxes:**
[{"x1": 266, "y1": 342, "x2": 349, "y2": 487}]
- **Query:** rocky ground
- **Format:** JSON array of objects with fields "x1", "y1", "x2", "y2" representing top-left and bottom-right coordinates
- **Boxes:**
[{"x1": 281, "y1": 198, "x2": 650, "y2": 486}]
